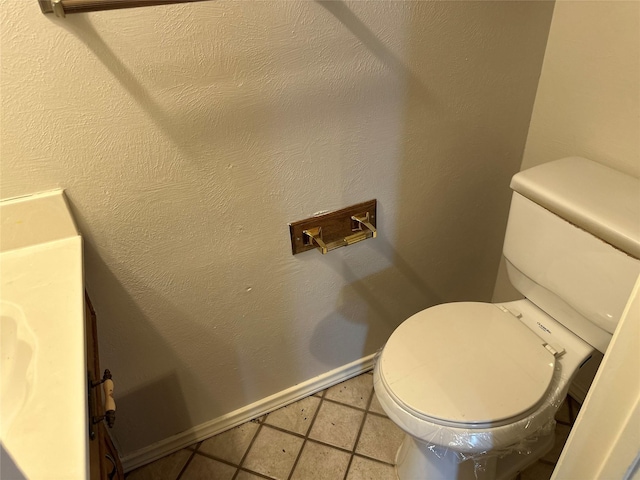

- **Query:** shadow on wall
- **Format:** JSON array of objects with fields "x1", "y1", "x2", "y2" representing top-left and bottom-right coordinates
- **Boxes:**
[
  {"x1": 54, "y1": 15, "x2": 201, "y2": 161},
  {"x1": 389, "y1": 0, "x2": 553, "y2": 305},
  {"x1": 47, "y1": 8, "x2": 296, "y2": 455},
  {"x1": 70, "y1": 200, "x2": 262, "y2": 454},
  {"x1": 313, "y1": 0, "x2": 556, "y2": 354},
  {"x1": 79, "y1": 234, "x2": 214, "y2": 454},
  {"x1": 306, "y1": 2, "x2": 440, "y2": 369},
  {"x1": 310, "y1": 233, "x2": 444, "y2": 368},
  {"x1": 317, "y1": 0, "x2": 432, "y2": 110},
  {"x1": 311, "y1": 0, "x2": 488, "y2": 367},
  {"x1": 0, "y1": 445, "x2": 26, "y2": 480}
]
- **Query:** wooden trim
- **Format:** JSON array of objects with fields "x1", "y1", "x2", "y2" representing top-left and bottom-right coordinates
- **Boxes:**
[{"x1": 86, "y1": 292, "x2": 124, "y2": 479}]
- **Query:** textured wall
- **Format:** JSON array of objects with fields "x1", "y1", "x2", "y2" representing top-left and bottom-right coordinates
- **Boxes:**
[
  {"x1": 494, "y1": 0, "x2": 640, "y2": 303},
  {"x1": 522, "y1": 0, "x2": 640, "y2": 177},
  {"x1": 0, "y1": 0, "x2": 553, "y2": 456}
]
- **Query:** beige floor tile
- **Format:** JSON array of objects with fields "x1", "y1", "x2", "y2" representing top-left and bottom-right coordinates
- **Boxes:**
[
  {"x1": 308, "y1": 401, "x2": 365, "y2": 450},
  {"x1": 355, "y1": 414, "x2": 404, "y2": 464},
  {"x1": 368, "y1": 393, "x2": 387, "y2": 417},
  {"x1": 242, "y1": 426, "x2": 304, "y2": 480},
  {"x1": 346, "y1": 455, "x2": 396, "y2": 480},
  {"x1": 290, "y1": 441, "x2": 351, "y2": 480},
  {"x1": 180, "y1": 454, "x2": 236, "y2": 480},
  {"x1": 235, "y1": 470, "x2": 269, "y2": 480},
  {"x1": 325, "y1": 374, "x2": 373, "y2": 409},
  {"x1": 542, "y1": 424, "x2": 571, "y2": 463},
  {"x1": 126, "y1": 449, "x2": 192, "y2": 480},
  {"x1": 520, "y1": 461, "x2": 555, "y2": 480},
  {"x1": 198, "y1": 422, "x2": 259, "y2": 465},
  {"x1": 265, "y1": 396, "x2": 321, "y2": 435}
]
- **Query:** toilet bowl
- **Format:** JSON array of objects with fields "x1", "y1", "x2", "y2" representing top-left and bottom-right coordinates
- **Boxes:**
[
  {"x1": 373, "y1": 300, "x2": 592, "y2": 480},
  {"x1": 373, "y1": 157, "x2": 640, "y2": 480}
]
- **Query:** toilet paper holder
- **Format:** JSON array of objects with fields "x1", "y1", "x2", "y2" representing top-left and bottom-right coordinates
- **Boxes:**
[{"x1": 289, "y1": 200, "x2": 377, "y2": 255}]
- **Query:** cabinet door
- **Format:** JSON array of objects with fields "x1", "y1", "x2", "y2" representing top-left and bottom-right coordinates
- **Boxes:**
[
  {"x1": 86, "y1": 293, "x2": 124, "y2": 480},
  {"x1": 86, "y1": 296, "x2": 102, "y2": 480},
  {"x1": 100, "y1": 422, "x2": 124, "y2": 480}
]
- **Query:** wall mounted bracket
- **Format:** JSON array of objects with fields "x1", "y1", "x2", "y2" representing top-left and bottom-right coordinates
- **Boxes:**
[
  {"x1": 38, "y1": 0, "x2": 210, "y2": 17},
  {"x1": 289, "y1": 200, "x2": 377, "y2": 255}
]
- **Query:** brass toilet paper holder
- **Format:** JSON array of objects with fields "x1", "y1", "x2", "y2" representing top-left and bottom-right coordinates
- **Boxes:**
[{"x1": 289, "y1": 200, "x2": 377, "y2": 255}]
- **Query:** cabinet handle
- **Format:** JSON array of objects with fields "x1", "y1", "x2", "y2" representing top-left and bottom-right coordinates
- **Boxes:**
[
  {"x1": 92, "y1": 369, "x2": 116, "y2": 428},
  {"x1": 103, "y1": 374, "x2": 116, "y2": 428}
]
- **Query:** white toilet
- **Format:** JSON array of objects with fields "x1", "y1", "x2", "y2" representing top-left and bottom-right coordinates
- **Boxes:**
[{"x1": 373, "y1": 157, "x2": 640, "y2": 480}]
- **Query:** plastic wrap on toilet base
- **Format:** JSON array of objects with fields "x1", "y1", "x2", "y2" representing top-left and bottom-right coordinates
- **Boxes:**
[{"x1": 372, "y1": 348, "x2": 569, "y2": 479}]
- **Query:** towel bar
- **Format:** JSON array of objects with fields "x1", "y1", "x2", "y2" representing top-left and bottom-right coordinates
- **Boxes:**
[{"x1": 38, "y1": 0, "x2": 210, "y2": 17}]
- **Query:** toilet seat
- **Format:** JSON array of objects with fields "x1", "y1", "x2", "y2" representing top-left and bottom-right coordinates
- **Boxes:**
[{"x1": 378, "y1": 302, "x2": 556, "y2": 428}]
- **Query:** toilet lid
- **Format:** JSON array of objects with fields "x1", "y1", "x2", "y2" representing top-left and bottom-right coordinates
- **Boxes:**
[{"x1": 379, "y1": 302, "x2": 556, "y2": 427}]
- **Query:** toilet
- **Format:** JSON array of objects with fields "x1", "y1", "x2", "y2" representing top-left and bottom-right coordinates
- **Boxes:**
[{"x1": 373, "y1": 157, "x2": 640, "y2": 480}]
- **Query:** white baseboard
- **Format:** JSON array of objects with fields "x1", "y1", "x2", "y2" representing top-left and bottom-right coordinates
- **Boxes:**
[{"x1": 121, "y1": 354, "x2": 377, "y2": 472}]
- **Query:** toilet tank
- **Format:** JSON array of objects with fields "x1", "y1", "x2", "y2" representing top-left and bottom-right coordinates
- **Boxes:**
[{"x1": 503, "y1": 157, "x2": 640, "y2": 353}]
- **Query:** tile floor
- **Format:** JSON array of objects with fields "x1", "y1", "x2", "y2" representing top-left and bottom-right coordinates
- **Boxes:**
[{"x1": 126, "y1": 371, "x2": 580, "y2": 480}]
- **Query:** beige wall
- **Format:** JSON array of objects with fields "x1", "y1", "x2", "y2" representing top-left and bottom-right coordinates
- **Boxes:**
[
  {"x1": 0, "y1": 1, "x2": 553, "y2": 456},
  {"x1": 524, "y1": 2, "x2": 640, "y2": 469},
  {"x1": 522, "y1": 0, "x2": 640, "y2": 177},
  {"x1": 493, "y1": 0, "x2": 640, "y2": 304}
]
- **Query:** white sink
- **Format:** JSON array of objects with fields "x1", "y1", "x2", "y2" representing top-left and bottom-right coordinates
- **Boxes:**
[
  {"x1": 0, "y1": 301, "x2": 36, "y2": 439},
  {"x1": 0, "y1": 190, "x2": 87, "y2": 479}
]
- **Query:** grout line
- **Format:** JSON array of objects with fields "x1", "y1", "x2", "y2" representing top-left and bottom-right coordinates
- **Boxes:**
[
  {"x1": 296, "y1": 437, "x2": 396, "y2": 466},
  {"x1": 343, "y1": 386, "x2": 376, "y2": 480},
  {"x1": 285, "y1": 444, "x2": 306, "y2": 478},
  {"x1": 188, "y1": 421, "x2": 267, "y2": 477},
  {"x1": 322, "y1": 396, "x2": 387, "y2": 416},
  {"x1": 254, "y1": 421, "x2": 386, "y2": 459},
  {"x1": 318, "y1": 387, "x2": 327, "y2": 399},
  {"x1": 231, "y1": 421, "x2": 265, "y2": 480},
  {"x1": 363, "y1": 410, "x2": 387, "y2": 419},
  {"x1": 364, "y1": 384, "x2": 375, "y2": 412},
  {"x1": 236, "y1": 467, "x2": 276, "y2": 479},
  {"x1": 286, "y1": 389, "x2": 326, "y2": 480},
  {"x1": 352, "y1": 452, "x2": 396, "y2": 468},
  {"x1": 193, "y1": 450, "x2": 242, "y2": 469},
  {"x1": 175, "y1": 445, "x2": 199, "y2": 480},
  {"x1": 259, "y1": 423, "x2": 307, "y2": 441},
  {"x1": 286, "y1": 434, "x2": 308, "y2": 478},
  {"x1": 259, "y1": 410, "x2": 386, "y2": 446}
]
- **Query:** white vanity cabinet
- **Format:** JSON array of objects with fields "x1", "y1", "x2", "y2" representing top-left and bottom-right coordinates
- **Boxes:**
[{"x1": 0, "y1": 190, "x2": 124, "y2": 479}]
